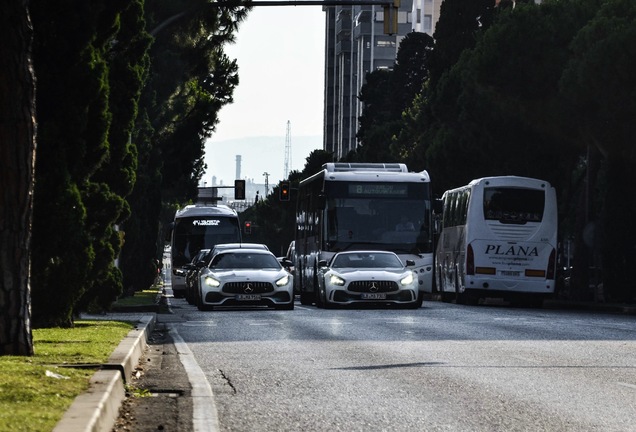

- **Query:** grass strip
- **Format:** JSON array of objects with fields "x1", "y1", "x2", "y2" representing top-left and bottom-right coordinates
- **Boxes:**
[{"x1": 0, "y1": 320, "x2": 134, "y2": 432}]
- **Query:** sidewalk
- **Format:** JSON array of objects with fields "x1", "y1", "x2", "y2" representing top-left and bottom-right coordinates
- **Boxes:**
[{"x1": 53, "y1": 313, "x2": 158, "y2": 432}]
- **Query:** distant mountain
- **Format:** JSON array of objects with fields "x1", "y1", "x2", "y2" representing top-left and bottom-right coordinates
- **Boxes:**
[{"x1": 203, "y1": 135, "x2": 322, "y2": 186}]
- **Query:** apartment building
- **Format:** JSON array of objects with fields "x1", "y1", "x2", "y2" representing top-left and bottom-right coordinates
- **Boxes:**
[{"x1": 323, "y1": 0, "x2": 442, "y2": 160}]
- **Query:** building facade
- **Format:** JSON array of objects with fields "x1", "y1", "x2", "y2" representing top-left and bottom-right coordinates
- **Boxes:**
[{"x1": 323, "y1": 0, "x2": 442, "y2": 160}]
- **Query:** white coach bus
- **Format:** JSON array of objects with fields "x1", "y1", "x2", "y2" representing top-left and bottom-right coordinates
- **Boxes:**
[
  {"x1": 295, "y1": 163, "x2": 436, "y2": 307},
  {"x1": 169, "y1": 202, "x2": 241, "y2": 298},
  {"x1": 435, "y1": 176, "x2": 557, "y2": 306}
]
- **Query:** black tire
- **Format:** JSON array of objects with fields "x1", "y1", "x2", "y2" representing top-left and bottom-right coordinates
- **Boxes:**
[
  {"x1": 411, "y1": 291, "x2": 424, "y2": 309},
  {"x1": 314, "y1": 273, "x2": 324, "y2": 308},
  {"x1": 275, "y1": 301, "x2": 295, "y2": 310},
  {"x1": 440, "y1": 292, "x2": 454, "y2": 303},
  {"x1": 299, "y1": 291, "x2": 313, "y2": 305}
]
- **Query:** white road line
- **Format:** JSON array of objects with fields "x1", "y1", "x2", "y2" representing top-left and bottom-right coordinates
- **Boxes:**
[
  {"x1": 182, "y1": 321, "x2": 217, "y2": 326},
  {"x1": 617, "y1": 382, "x2": 636, "y2": 390},
  {"x1": 170, "y1": 324, "x2": 220, "y2": 432}
]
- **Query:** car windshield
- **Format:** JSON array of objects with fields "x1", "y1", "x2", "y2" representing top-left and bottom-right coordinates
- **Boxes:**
[
  {"x1": 331, "y1": 252, "x2": 403, "y2": 269},
  {"x1": 209, "y1": 252, "x2": 281, "y2": 270}
]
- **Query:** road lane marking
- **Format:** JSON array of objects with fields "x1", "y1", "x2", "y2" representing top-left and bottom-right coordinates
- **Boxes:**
[{"x1": 170, "y1": 324, "x2": 219, "y2": 432}]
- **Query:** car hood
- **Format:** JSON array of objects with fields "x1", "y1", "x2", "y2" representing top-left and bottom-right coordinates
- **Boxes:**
[
  {"x1": 328, "y1": 268, "x2": 408, "y2": 278},
  {"x1": 204, "y1": 269, "x2": 287, "y2": 280}
]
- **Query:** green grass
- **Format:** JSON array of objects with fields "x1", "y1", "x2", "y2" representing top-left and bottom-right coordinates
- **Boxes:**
[
  {"x1": 111, "y1": 286, "x2": 170, "y2": 313},
  {"x1": 112, "y1": 287, "x2": 161, "y2": 307},
  {"x1": 0, "y1": 320, "x2": 134, "y2": 432}
]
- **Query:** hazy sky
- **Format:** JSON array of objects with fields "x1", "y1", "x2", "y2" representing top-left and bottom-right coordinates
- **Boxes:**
[{"x1": 204, "y1": 6, "x2": 326, "y2": 186}]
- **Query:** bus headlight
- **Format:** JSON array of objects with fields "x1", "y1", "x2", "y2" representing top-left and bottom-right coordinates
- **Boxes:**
[
  {"x1": 329, "y1": 274, "x2": 345, "y2": 286},
  {"x1": 276, "y1": 275, "x2": 290, "y2": 286},
  {"x1": 204, "y1": 276, "x2": 220, "y2": 288},
  {"x1": 400, "y1": 273, "x2": 415, "y2": 286}
]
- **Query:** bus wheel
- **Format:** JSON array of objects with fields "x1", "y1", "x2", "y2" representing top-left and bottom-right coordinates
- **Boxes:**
[
  {"x1": 313, "y1": 273, "x2": 325, "y2": 308},
  {"x1": 314, "y1": 287, "x2": 324, "y2": 308},
  {"x1": 457, "y1": 291, "x2": 479, "y2": 305},
  {"x1": 441, "y1": 292, "x2": 454, "y2": 303}
]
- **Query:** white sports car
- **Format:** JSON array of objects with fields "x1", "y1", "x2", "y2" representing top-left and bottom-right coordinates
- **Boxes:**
[
  {"x1": 196, "y1": 248, "x2": 294, "y2": 311},
  {"x1": 316, "y1": 251, "x2": 421, "y2": 308}
]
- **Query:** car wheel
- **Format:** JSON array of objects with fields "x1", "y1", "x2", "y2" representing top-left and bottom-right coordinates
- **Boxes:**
[
  {"x1": 300, "y1": 290, "x2": 313, "y2": 305},
  {"x1": 275, "y1": 301, "x2": 294, "y2": 310},
  {"x1": 407, "y1": 292, "x2": 423, "y2": 309}
]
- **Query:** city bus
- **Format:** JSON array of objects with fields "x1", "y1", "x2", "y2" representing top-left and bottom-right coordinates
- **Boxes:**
[
  {"x1": 295, "y1": 163, "x2": 436, "y2": 307},
  {"x1": 169, "y1": 203, "x2": 241, "y2": 298},
  {"x1": 435, "y1": 176, "x2": 557, "y2": 306}
]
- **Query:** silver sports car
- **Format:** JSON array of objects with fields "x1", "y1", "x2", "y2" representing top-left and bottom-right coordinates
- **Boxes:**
[
  {"x1": 316, "y1": 251, "x2": 421, "y2": 308},
  {"x1": 196, "y1": 247, "x2": 294, "y2": 311}
]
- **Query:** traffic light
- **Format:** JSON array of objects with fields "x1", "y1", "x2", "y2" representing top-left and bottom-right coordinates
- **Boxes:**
[
  {"x1": 383, "y1": 0, "x2": 400, "y2": 35},
  {"x1": 279, "y1": 181, "x2": 290, "y2": 201},
  {"x1": 244, "y1": 221, "x2": 252, "y2": 234},
  {"x1": 234, "y1": 179, "x2": 246, "y2": 200}
]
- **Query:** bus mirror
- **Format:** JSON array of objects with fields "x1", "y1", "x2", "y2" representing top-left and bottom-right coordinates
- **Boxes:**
[
  {"x1": 164, "y1": 222, "x2": 174, "y2": 242},
  {"x1": 433, "y1": 199, "x2": 443, "y2": 214}
]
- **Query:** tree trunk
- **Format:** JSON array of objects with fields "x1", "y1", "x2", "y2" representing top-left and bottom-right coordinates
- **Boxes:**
[{"x1": 0, "y1": 0, "x2": 36, "y2": 355}]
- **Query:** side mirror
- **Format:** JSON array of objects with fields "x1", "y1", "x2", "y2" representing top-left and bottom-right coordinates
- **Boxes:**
[
  {"x1": 405, "y1": 259, "x2": 415, "y2": 267},
  {"x1": 433, "y1": 198, "x2": 443, "y2": 215},
  {"x1": 318, "y1": 259, "x2": 328, "y2": 267}
]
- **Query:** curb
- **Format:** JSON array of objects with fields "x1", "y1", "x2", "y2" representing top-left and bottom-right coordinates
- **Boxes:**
[{"x1": 53, "y1": 314, "x2": 156, "y2": 432}]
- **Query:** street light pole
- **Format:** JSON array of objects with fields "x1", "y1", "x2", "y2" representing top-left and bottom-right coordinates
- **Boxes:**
[{"x1": 263, "y1": 172, "x2": 270, "y2": 196}]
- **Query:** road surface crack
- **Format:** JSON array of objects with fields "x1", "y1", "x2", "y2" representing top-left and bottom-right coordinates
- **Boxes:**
[{"x1": 219, "y1": 369, "x2": 237, "y2": 394}]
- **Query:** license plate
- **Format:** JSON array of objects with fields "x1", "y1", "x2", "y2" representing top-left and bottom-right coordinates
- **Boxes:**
[
  {"x1": 361, "y1": 293, "x2": 387, "y2": 300},
  {"x1": 500, "y1": 270, "x2": 521, "y2": 277},
  {"x1": 236, "y1": 294, "x2": 261, "y2": 301}
]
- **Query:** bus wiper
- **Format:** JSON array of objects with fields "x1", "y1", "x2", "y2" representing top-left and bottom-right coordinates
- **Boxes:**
[{"x1": 340, "y1": 242, "x2": 378, "y2": 252}]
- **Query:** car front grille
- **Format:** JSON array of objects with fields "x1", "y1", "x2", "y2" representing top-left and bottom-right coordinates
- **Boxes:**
[
  {"x1": 222, "y1": 281, "x2": 274, "y2": 294},
  {"x1": 347, "y1": 280, "x2": 398, "y2": 293}
]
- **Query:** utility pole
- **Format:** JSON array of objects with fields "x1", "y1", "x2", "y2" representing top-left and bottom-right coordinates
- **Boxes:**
[
  {"x1": 283, "y1": 120, "x2": 292, "y2": 179},
  {"x1": 263, "y1": 172, "x2": 270, "y2": 196}
]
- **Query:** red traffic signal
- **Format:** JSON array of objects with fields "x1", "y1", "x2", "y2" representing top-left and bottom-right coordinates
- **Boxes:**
[
  {"x1": 244, "y1": 221, "x2": 252, "y2": 234},
  {"x1": 279, "y1": 181, "x2": 290, "y2": 201}
]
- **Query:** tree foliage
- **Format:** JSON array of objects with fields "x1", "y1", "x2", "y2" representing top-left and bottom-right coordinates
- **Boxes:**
[
  {"x1": 354, "y1": 0, "x2": 635, "y2": 302},
  {"x1": 29, "y1": 0, "x2": 149, "y2": 327},
  {"x1": 357, "y1": 32, "x2": 434, "y2": 162},
  {"x1": 119, "y1": 0, "x2": 249, "y2": 295},
  {"x1": 25, "y1": 0, "x2": 248, "y2": 327}
]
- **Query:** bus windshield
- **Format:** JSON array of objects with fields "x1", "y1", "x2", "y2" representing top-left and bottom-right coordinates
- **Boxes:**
[
  {"x1": 172, "y1": 216, "x2": 241, "y2": 267},
  {"x1": 483, "y1": 187, "x2": 545, "y2": 224},
  {"x1": 324, "y1": 182, "x2": 432, "y2": 253}
]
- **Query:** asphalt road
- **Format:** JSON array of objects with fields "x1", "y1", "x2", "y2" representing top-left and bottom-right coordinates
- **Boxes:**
[{"x1": 118, "y1": 297, "x2": 636, "y2": 431}]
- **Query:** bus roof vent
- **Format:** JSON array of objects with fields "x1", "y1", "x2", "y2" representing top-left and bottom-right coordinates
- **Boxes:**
[{"x1": 323, "y1": 163, "x2": 408, "y2": 173}]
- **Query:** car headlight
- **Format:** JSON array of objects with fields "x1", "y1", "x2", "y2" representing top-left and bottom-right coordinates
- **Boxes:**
[
  {"x1": 204, "y1": 276, "x2": 220, "y2": 287},
  {"x1": 400, "y1": 272, "x2": 415, "y2": 286},
  {"x1": 329, "y1": 274, "x2": 345, "y2": 286},
  {"x1": 276, "y1": 275, "x2": 290, "y2": 286}
]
